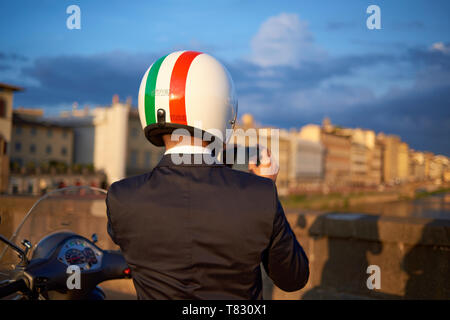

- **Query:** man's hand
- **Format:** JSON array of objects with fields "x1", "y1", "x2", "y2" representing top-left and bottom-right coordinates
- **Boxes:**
[{"x1": 248, "y1": 147, "x2": 279, "y2": 182}]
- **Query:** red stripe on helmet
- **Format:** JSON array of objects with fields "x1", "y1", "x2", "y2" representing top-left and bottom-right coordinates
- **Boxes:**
[{"x1": 169, "y1": 51, "x2": 202, "y2": 125}]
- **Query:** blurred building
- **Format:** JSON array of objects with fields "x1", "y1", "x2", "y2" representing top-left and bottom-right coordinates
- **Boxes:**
[
  {"x1": 0, "y1": 83, "x2": 23, "y2": 193},
  {"x1": 55, "y1": 95, "x2": 164, "y2": 184},
  {"x1": 322, "y1": 131, "x2": 351, "y2": 188},
  {"x1": 444, "y1": 167, "x2": 450, "y2": 183},
  {"x1": 409, "y1": 151, "x2": 426, "y2": 181},
  {"x1": 348, "y1": 142, "x2": 368, "y2": 187},
  {"x1": 368, "y1": 142, "x2": 383, "y2": 186},
  {"x1": 423, "y1": 152, "x2": 434, "y2": 180},
  {"x1": 240, "y1": 113, "x2": 258, "y2": 130},
  {"x1": 289, "y1": 131, "x2": 324, "y2": 191},
  {"x1": 429, "y1": 155, "x2": 448, "y2": 182},
  {"x1": 397, "y1": 142, "x2": 410, "y2": 182},
  {"x1": 351, "y1": 129, "x2": 382, "y2": 187},
  {"x1": 10, "y1": 109, "x2": 74, "y2": 168},
  {"x1": 5, "y1": 104, "x2": 448, "y2": 195},
  {"x1": 299, "y1": 122, "x2": 351, "y2": 189},
  {"x1": 272, "y1": 129, "x2": 291, "y2": 191},
  {"x1": 126, "y1": 109, "x2": 164, "y2": 176},
  {"x1": 377, "y1": 133, "x2": 401, "y2": 184},
  {"x1": 298, "y1": 124, "x2": 321, "y2": 142},
  {"x1": 376, "y1": 133, "x2": 411, "y2": 184},
  {"x1": 9, "y1": 172, "x2": 106, "y2": 195},
  {"x1": 334, "y1": 127, "x2": 383, "y2": 187}
]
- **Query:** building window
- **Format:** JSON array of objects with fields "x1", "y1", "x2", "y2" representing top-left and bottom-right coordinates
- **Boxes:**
[
  {"x1": 12, "y1": 158, "x2": 23, "y2": 167},
  {"x1": 15, "y1": 126, "x2": 22, "y2": 135},
  {"x1": 15, "y1": 142, "x2": 21, "y2": 152},
  {"x1": 3, "y1": 141, "x2": 7, "y2": 155},
  {"x1": 130, "y1": 150, "x2": 138, "y2": 167},
  {"x1": 63, "y1": 130, "x2": 68, "y2": 138},
  {"x1": 27, "y1": 182, "x2": 33, "y2": 194},
  {"x1": 31, "y1": 127, "x2": 37, "y2": 136},
  {"x1": 0, "y1": 98, "x2": 6, "y2": 118},
  {"x1": 46, "y1": 145, "x2": 52, "y2": 155},
  {"x1": 61, "y1": 147, "x2": 67, "y2": 156},
  {"x1": 47, "y1": 128, "x2": 53, "y2": 137},
  {"x1": 131, "y1": 128, "x2": 138, "y2": 137},
  {"x1": 30, "y1": 144, "x2": 36, "y2": 154},
  {"x1": 145, "y1": 151, "x2": 151, "y2": 165}
]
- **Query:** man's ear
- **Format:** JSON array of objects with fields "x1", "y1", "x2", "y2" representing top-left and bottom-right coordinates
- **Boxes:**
[{"x1": 162, "y1": 133, "x2": 180, "y2": 148}]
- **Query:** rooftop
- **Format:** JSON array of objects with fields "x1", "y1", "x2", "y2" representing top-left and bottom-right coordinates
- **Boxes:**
[
  {"x1": 0, "y1": 82, "x2": 24, "y2": 92},
  {"x1": 13, "y1": 112, "x2": 73, "y2": 129}
]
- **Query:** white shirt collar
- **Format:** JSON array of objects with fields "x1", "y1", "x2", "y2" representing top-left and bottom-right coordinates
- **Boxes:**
[{"x1": 164, "y1": 145, "x2": 212, "y2": 155}]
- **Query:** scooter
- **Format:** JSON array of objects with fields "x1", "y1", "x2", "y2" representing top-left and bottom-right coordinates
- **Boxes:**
[{"x1": 0, "y1": 186, "x2": 131, "y2": 300}]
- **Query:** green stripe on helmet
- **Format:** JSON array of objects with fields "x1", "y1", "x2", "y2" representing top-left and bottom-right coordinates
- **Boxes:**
[{"x1": 144, "y1": 54, "x2": 168, "y2": 125}]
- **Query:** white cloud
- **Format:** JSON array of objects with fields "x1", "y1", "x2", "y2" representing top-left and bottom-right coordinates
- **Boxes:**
[
  {"x1": 431, "y1": 42, "x2": 450, "y2": 54},
  {"x1": 250, "y1": 13, "x2": 326, "y2": 68}
]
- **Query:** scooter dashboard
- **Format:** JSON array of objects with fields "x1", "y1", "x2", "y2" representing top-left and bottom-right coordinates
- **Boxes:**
[{"x1": 56, "y1": 237, "x2": 103, "y2": 271}]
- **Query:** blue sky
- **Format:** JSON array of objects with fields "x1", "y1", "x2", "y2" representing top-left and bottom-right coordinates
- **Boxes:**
[{"x1": 1, "y1": 0, "x2": 449, "y2": 155}]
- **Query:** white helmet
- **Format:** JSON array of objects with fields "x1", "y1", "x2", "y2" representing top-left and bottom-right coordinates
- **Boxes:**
[{"x1": 138, "y1": 50, "x2": 238, "y2": 146}]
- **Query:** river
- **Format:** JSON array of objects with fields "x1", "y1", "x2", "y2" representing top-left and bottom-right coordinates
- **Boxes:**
[{"x1": 344, "y1": 192, "x2": 450, "y2": 220}]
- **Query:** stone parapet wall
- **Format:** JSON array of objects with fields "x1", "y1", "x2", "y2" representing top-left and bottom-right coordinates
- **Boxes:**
[{"x1": 268, "y1": 211, "x2": 450, "y2": 299}]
